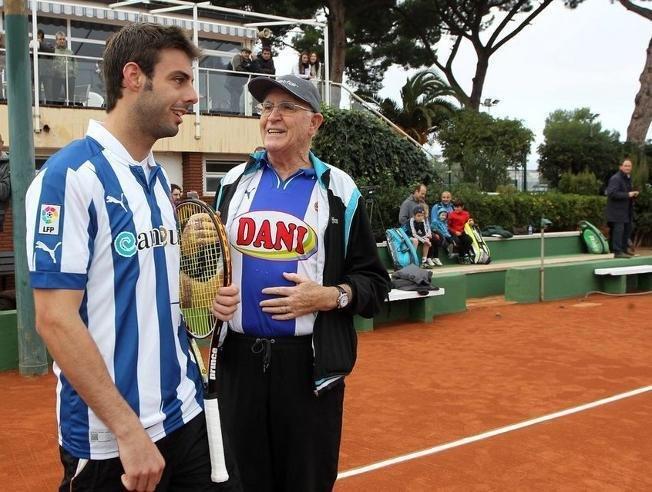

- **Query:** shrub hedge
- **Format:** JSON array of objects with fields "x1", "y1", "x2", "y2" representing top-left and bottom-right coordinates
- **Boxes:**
[{"x1": 372, "y1": 188, "x2": 608, "y2": 241}]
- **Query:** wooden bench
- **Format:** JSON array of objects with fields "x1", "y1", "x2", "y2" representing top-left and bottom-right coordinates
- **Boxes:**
[
  {"x1": 0, "y1": 251, "x2": 15, "y2": 291},
  {"x1": 594, "y1": 265, "x2": 652, "y2": 293}
]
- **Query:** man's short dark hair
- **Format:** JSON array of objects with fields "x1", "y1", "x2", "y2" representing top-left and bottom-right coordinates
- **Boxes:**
[
  {"x1": 103, "y1": 23, "x2": 201, "y2": 112},
  {"x1": 262, "y1": 46, "x2": 272, "y2": 53},
  {"x1": 171, "y1": 183, "x2": 181, "y2": 193},
  {"x1": 413, "y1": 183, "x2": 426, "y2": 193}
]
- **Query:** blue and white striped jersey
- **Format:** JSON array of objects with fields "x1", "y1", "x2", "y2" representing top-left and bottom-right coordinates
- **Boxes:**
[{"x1": 25, "y1": 120, "x2": 202, "y2": 459}]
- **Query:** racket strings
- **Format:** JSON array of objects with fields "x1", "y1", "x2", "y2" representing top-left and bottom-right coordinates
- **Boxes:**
[{"x1": 178, "y1": 204, "x2": 224, "y2": 338}]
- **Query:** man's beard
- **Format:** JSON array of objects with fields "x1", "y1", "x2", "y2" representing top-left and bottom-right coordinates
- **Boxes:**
[{"x1": 133, "y1": 80, "x2": 180, "y2": 140}]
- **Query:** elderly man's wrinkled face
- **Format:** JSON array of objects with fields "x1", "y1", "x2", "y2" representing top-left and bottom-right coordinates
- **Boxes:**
[
  {"x1": 415, "y1": 185, "x2": 427, "y2": 201},
  {"x1": 55, "y1": 34, "x2": 66, "y2": 48},
  {"x1": 259, "y1": 89, "x2": 322, "y2": 157}
]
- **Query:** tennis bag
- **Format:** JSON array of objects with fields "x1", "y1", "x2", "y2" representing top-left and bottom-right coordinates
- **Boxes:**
[
  {"x1": 481, "y1": 225, "x2": 514, "y2": 238},
  {"x1": 385, "y1": 227, "x2": 419, "y2": 270},
  {"x1": 464, "y1": 222, "x2": 491, "y2": 264},
  {"x1": 579, "y1": 220, "x2": 610, "y2": 254}
]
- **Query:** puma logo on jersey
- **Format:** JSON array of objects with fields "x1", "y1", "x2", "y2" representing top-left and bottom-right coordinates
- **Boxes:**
[
  {"x1": 35, "y1": 241, "x2": 62, "y2": 264},
  {"x1": 106, "y1": 193, "x2": 128, "y2": 212},
  {"x1": 244, "y1": 187, "x2": 256, "y2": 200}
]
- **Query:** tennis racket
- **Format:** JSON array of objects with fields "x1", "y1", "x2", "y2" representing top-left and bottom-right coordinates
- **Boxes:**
[{"x1": 176, "y1": 198, "x2": 231, "y2": 483}]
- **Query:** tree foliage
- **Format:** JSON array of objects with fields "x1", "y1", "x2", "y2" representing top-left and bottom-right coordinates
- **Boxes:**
[
  {"x1": 220, "y1": 0, "x2": 396, "y2": 89},
  {"x1": 557, "y1": 171, "x2": 600, "y2": 195},
  {"x1": 375, "y1": 70, "x2": 457, "y2": 144},
  {"x1": 312, "y1": 107, "x2": 436, "y2": 185},
  {"x1": 537, "y1": 108, "x2": 623, "y2": 188},
  {"x1": 312, "y1": 107, "x2": 437, "y2": 239},
  {"x1": 444, "y1": 188, "x2": 607, "y2": 233},
  {"x1": 217, "y1": 0, "x2": 320, "y2": 48},
  {"x1": 438, "y1": 109, "x2": 533, "y2": 191},
  {"x1": 371, "y1": 0, "x2": 573, "y2": 109}
]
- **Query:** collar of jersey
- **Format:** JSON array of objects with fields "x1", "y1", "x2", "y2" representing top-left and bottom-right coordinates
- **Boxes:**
[
  {"x1": 87, "y1": 120, "x2": 157, "y2": 169},
  {"x1": 246, "y1": 149, "x2": 329, "y2": 188}
]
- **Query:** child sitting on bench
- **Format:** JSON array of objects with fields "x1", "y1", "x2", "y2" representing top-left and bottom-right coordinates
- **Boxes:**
[
  {"x1": 448, "y1": 199, "x2": 474, "y2": 262},
  {"x1": 404, "y1": 207, "x2": 442, "y2": 268}
]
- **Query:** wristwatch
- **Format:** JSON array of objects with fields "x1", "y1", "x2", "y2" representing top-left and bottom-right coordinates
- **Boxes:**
[{"x1": 335, "y1": 285, "x2": 350, "y2": 309}]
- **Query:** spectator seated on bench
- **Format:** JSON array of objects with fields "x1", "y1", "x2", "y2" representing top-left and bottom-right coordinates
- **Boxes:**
[
  {"x1": 447, "y1": 199, "x2": 474, "y2": 263},
  {"x1": 403, "y1": 207, "x2": 442, "y2": 268},
  {"x1": 431, "y1": 207, "x2": 454, "y2": 259}
]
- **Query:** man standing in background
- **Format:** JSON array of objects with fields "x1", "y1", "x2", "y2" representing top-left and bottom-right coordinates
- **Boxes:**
[
  {"x1": 226, "y1": 47, "x2": 253, "y2": 113},
  {"x1": 51, "y1": 31, "x2": 77, "y2": 104},
  {"x1": 606, "y1": 158, "x2": 639, "y2": 258}
]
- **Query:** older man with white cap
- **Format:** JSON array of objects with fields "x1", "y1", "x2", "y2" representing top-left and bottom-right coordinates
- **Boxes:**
[{"x1": 212, "y1": 75, "x2": 390, "y2": 492}]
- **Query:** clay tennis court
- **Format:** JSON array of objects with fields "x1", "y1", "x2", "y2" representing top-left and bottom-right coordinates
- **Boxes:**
[{"x1": 1, "y1": 294, "x2": 651, "y2": 491}]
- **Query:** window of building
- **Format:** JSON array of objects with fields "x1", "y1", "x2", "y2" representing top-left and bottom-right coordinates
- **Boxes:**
[{"x1": 204, "y1": 159, "x2": 241, "y2": 195}]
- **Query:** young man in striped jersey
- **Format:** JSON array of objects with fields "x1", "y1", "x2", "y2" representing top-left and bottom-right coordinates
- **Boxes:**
[
  {"x1": 212, "y1": 75, "x2": 390, "y2": 491},
  {"x1": 26, "y1": 24, "x2": 238, "y2": 492}
]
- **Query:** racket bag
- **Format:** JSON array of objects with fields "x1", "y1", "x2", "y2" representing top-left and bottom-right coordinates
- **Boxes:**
[
  {"x1": 385, "y1": 227, "x2": 419, "y2": 270},
  {"x1": 464, "y1": 222, "x2": 491, "y2": 264},
  {"x1": 579, "y1": 220, "x2": 610, "y2": 254},
  {"x1": 481, "y1": 225, "x2": 513, "y2": 238}
]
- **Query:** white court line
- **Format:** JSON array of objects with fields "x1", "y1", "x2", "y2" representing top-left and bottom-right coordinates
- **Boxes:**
[{"x1": 337, "y1": 385, "x2": 652, "y2": 480}]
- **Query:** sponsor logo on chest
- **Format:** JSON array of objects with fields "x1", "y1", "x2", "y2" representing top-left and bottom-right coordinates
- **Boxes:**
[
  {"x1": 114, "y1": 226, "x2": 179, "y2": 258},
  {"x1": 231, "y1": 210, "x2": 317, "y2": 261}
]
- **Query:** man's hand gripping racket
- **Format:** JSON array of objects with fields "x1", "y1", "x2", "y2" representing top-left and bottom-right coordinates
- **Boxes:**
[{"x1": 177, "y1": 199, "x2": 231, "y2": 483}]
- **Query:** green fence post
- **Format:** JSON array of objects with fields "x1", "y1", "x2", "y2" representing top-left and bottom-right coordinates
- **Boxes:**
[{"x1": 5, "y1": 0, "x2": 48, "y2": 376}]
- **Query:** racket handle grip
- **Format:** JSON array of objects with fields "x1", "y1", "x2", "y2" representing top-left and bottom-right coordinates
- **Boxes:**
[{"x1": 205, "y1": 398, "x2": 229, "y2": 483}]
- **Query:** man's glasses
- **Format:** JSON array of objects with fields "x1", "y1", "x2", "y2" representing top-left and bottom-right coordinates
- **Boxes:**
[{"x1": 256, "y1": 101, "x2": 313, "y2": 116}]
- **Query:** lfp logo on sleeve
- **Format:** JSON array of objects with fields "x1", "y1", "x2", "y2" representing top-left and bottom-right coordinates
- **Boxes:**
[{"x1": 39, "y1": 204, "x2": 61, "y2": 235}]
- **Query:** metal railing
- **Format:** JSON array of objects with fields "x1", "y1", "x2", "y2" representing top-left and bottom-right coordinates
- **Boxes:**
[
  {"x1": 327, "y1": 81, "x2": 436, "y2": 159},
  {"x1": 1, "y1": 47, "x2": 431, "y2": 158}
]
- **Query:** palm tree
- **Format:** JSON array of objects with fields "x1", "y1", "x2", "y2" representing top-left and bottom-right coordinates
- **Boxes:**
[{"x1": 376, "y1": 70, "x2": 458, "y2": 144}]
